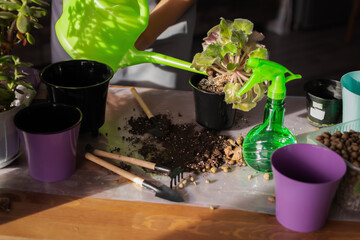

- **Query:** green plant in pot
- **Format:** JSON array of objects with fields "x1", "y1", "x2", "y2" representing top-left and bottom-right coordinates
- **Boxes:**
[
  {"x1": 190, "y1": 18, "x2": 268, "y2": 129},
  {"x1": 0, "y1": 0, "x2": 49, "y2": 167}
]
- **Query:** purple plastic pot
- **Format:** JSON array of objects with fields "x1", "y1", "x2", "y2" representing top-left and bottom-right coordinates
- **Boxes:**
[
  {"x1": 271, "y1": 143, "x2": 346, "y2": 232},
  {"x1": 14, "y1": 103, "x2": 82, "y2": 182}
]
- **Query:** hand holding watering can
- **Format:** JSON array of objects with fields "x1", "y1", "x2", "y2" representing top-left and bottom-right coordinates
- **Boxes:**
[{"x1": 55, "y1": 0, "x2": 205, "y2": 75}]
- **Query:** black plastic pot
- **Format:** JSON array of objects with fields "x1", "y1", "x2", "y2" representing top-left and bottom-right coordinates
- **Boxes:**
[
  {"x1": 304, "y1": 79, "x2": 342, "y2": 127},
  {"x1": 189, "y1": 74, "x2": 236, "y2": 130},
  {"x1": 41, "y1": 60, "x2": 114, "y2": 136}
]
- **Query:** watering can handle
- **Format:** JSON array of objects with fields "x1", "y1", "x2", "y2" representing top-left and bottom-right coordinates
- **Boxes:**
[{"x1": 120, "y1": 48, "x2": 207, "y2": 76}]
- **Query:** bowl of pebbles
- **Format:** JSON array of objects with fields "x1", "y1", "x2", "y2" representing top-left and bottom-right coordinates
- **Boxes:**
[{"x1": 306, "y1": 119, "x2": 360, "y2": 212}]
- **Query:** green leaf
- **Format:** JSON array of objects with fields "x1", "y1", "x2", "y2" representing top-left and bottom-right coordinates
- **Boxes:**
[
  {"x1": 29, "y1": 6, "x2": 47, "y2": 18},
  {"x1": 244, "y1": 47, "x2": 268, "y2": 72},
  {"x1": 19, "y1": 81, "x2": 34, "y2": 90},
  {"x1": 221, "y1": 42, "x2": 237, "y2": 56},
  {"x1": 0, "y1": 87, "x2": 15, "y2": 107},
  {"x1": 204, "y1": 44, "x2": 222, "y2": 58},
  {"x1": 232, "y1": 90, "x2": 257, "y2": 111},
  {"x1": 0, "y1": 54, "x2": 14, "y2": 63},
  {"x1": 190, "y1": 52, "x2": 219, "y2": 72},
  {"x1": 230, "y1": 30, "x2": 247, "y2": 48},
  {"x1": 0, "y1": 11, "x2": 16, "y2": 19},
  {"x1": 232, "y1": 18, "x2": 253, "y2": 35},
  {"x1": 16, "y1": 13, "x2": 30, "y2": 33},
  {"x1": 26, "y1": 32, "x2": 35, "y2": 44},
  {"x1": 249, "y1": 47, "x2": 268, "y2": 59},
  {"x1": 0, "y1": 1, "x2": 21, "y2": 11},
  {"x1": 20, "y1": 5, "x2": 30, "y2": 16},
  {"x1": 219, "y1": 17, "x2": 232, "y2": 40},
  {"x1": 30, "y1": 0, "x2": 50, "y2": 7},
  {"x1": 252, "y1": 83, "x2": 266, "y2": 102},
  {"x1": 226, "y1": 62, "x2": 238, "y2": 71},
  {"x1": 224, "y1": 83, "x2": 242, "y2": 103},
  {"x1": 33, "y1": 22, "x2": 43, "y2": 29},
  {"x1": 0, "y1": 74, "x2": 11, "y2": 81},
  {"x1": 232, "y1": 100, "x2": 256, "y2": 111}
]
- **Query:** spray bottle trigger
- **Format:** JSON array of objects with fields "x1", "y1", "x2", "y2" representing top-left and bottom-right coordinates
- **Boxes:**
[{"x1": 285, "y1": 74, "x2": 302, "y2": 83}]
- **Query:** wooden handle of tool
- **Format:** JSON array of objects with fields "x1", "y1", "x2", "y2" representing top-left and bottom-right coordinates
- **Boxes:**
[
  {"x1": 92, "y1": 148, "x2": 156, "y2": 170},
  {"x1": 130, "y1": 87, "x2": 154, "y2": 119},
  {"x1": 85, "y1": 153, "x2": 144, "y2": 186}
]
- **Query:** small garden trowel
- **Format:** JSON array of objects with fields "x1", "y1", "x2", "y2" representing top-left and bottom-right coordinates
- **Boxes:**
[{"x1": 85, "y1": 152, "x2": 184, "y2": 203}]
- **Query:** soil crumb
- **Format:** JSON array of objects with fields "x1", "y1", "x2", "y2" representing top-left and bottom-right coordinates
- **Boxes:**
[{"x1": 126, "y1": 114, "x2": 244, "y2": 173}]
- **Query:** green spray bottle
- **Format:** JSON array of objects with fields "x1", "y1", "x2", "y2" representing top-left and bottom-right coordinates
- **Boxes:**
[{"x1": 237, "y1": 58, "x2": 302, "y2": 172}]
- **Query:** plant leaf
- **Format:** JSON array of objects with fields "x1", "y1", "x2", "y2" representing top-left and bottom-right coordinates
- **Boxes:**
[
  {"x1": 232, "y1": 18, "x2": 253, "y2": 35},
  {"x1": 244, "y1": 47, "x2": 268, "y2": 72},
  {"x1": 224, "y1": 83, "x2": 242, "y2": 103},
  {"x1": 190, "y1": 52, "x2": 220, "y2": 72},
  {"x1": 30, "y1": 0, "x2": 50, "y2": 7},
  {"x1": 20, "y1": 5, "x2": 30, "y2": 16},
  {"x1": 0, "y1": 74, "x2": 11, "y2": 81},
  {"x1": 0, "y1": 1, "x2": 20, "y2": 11},
  {"x1": 26, "y1": 32, "x2": 35, "y2": 44},
  {"x1": 16, "y1": 13, "x2": 31, "y2": 33},
  {"x1": 19, "y1": 81, "x2": 34, "y2": 90},
  {"x1": 232, "y1": 90, "x2": 257, "y2": 111},
  {"x1": 226, "y1": 62, "x2": 238, "y2": 71},
  {"x1": 29, "y1": 6, "x2": 47, "y2": 18},
  {"x1": 221, "y1": 42, "x2": 237, "y2": 56},
  {"x1": 0, "y1": 11, "x2": 16, "y2": 19},
  {"x1": 0, "y1": 87, "x2": 15, "y2": 109}
]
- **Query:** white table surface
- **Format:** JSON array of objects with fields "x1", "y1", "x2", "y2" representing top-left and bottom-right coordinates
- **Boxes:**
[{"x1": 1, "y1": 86, "x2": 358, "y2": 221}]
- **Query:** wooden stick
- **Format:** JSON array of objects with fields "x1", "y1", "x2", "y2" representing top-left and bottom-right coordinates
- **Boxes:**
[
  {"x1": 130, "y1": 87, "x2": 154, "y2": 119},
  {"x1": 84, "y1": 152, "x2": 144, "y2": 186},
  {"x1": 91, "y1": 148, "x2": 156, "y2": 170}
]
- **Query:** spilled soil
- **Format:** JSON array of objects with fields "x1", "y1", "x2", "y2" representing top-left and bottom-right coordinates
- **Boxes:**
[{"x1": 119, "y1": 114, "x2": 244, "y2": 173}]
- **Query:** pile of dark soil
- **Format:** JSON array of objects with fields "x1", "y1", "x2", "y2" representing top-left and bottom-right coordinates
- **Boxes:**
[{"x1": 125, "y1": 114, "x2": 243, "y2": 173}]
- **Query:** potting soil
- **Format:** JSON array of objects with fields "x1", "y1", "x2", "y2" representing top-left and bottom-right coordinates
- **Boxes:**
[{"x1": 123, "y1": 114, "x2": 236, "y2": 173}]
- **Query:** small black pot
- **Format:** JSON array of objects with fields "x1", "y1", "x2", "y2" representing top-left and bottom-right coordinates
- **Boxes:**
[
  {"x1": 189, "y1": 74, "x2": 236, "y2": 130},
  {"x1": 41, "y1": 60, "x2": 114, "y2": 136},
  {"x1": 304, "y1": 79, "x2": 342, "y2": 127}
]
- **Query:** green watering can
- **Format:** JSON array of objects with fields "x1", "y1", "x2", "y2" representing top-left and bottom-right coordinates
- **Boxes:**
[{"x1": 55, "y1": 0, "x2": 205, "y2": 75}]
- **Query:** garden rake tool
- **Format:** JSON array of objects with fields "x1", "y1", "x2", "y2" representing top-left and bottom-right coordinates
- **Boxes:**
[
  {"x1": 85, "y1": 151, "x2": 184, "y2": 202},
  {"x1": 55, "y1": 0, "x2": 206, "y2": 75},
  {"x1": 86, "y1": 144, "x2": 184, "y2": 188}
]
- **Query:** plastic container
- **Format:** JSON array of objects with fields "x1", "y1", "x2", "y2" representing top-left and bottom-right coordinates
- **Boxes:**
[
  {"x1": 14, "y1": 103, "x2": 82, "y2": 182},
  {"x1": 304, "y1": 79, "x2": 342, "y2": 127},
  {"x1": 189, "y1": 74, "x2": 236, "y2": 130},
  {"x1": 341, "y1": 71, "x2": 360, "y2": 123},
  {"x1": 237, "y1": 58, "x2": 301, "y2": 172},
  {"x1": 271, "y1": 143, "x2": 346, "y2": 232},
  {"x1": 242, "y1": 98, "x2": 296, "y2": 172},
  {"x1": 41, "y1": 60, "x2": 113, "y2": 136},
  {"x1": 305, "y1": 119, "x2": 360, "y2": 212}
]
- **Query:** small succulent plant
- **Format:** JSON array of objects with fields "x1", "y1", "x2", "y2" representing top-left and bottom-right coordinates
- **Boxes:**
[
  {"x1": 191, "y1": 18, "x2": 268, "y2": 111},
  {"x1": 0, "y1": 0, "x2": 49, "y2": 112}
]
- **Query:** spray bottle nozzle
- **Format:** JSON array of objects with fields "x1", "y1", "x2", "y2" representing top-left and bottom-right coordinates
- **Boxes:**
[{"x1": 237, "y1": 58, "x2": 302, "y2": 100}]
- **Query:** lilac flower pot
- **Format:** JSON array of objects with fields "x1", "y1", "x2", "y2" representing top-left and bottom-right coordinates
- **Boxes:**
[
  {"x1": 271, "y1": 143, "x2": 346, "y2": 232},
  {"x1": 14, "y1": 103, "x2": 82, "y2": 182}
]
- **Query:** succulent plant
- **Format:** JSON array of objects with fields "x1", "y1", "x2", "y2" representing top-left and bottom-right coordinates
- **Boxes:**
[
  {"x1": 191, "y1": 18, "x2": 268, "y2": 111},
  {"x1": 0, "y1": 0, "x2": 49, "y2": 112}
]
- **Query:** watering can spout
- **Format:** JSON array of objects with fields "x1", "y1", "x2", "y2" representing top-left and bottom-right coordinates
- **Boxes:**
[{"x1": 55, "y1": 0, "x2": 206, "y2": 75}]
